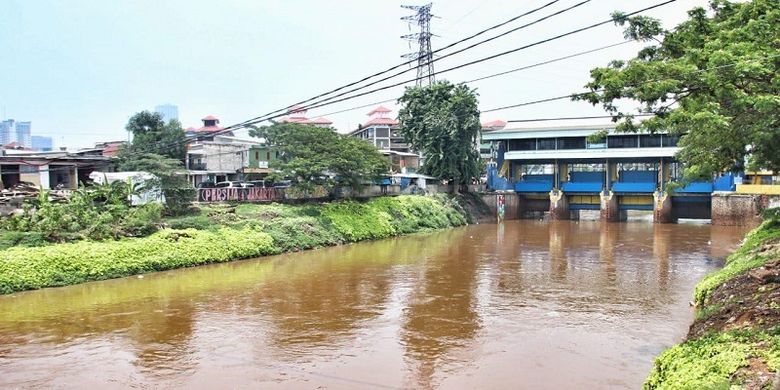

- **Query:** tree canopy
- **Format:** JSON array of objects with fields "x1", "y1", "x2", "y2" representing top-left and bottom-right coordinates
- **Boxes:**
[
  {"x1": 118, "y1": 111, "x2": 193, "y2": 215},
  {"x1": 249, "y1": 123, "x2": 390, "y2": 191},
  {"x1": 576, "y1": 0, "x2": 779, "y2": 179},
  {"x1": 121, "y1": 111, "x2": 187, "y2": 161},
  {"x1": 397, "y1": 81, "x2": 482, "y2": 185}
]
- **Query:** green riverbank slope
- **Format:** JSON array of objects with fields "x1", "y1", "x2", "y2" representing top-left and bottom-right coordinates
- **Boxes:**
[
  {"x1": 646, "y1": 210, "x2": 780, "y2": 389},
  {"x1": 0, "y1": 194, "x2": 472, "y2": 295}
]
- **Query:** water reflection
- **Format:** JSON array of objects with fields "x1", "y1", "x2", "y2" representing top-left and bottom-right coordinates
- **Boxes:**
[{"x1": 0, "y1": 221, "x2": 750, "y2": 389}]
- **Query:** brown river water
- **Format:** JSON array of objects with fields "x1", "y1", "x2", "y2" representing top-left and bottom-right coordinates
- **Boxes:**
[{"x1": 0, "y1": 220, "x2": 750, "y2": 389}]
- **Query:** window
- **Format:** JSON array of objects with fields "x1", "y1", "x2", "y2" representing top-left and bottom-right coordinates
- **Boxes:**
[
  {"x1": 508, "y1": 139, "x2": 535, "y2": 151},
  {"x1": 662, "y1": 134, "x2": 680, "y2": 147},
  {"x1": 375, "y1": 128, "x2": 389, "y2": 137},
  {"x1": 255, "y1": 151, "x2": 259, "y2": 160},
  {"x1": 266, "y1": 151, "x2": 271, "y2": 160},
  {"x1": 377, "y1": 139, "x2": 390, "y2": 149},
  {"x1": 20, "y1": 165, "x2": 38, "y2": 173},
  {"x1": 537, "y1": 138, "x2": 556, "y2": 150},
  {"x1": 608, "y1": 135, "x2": 638, "y2": 148},
  {"x1": 639, "y1": 134, "x2": 662, "y2": 147},
  {"x1": 557, "y1": 137, "x2": 586, "y2": 150},
  {"x1": 570, "y1": 163, "x2": 605, "y2": 172}
]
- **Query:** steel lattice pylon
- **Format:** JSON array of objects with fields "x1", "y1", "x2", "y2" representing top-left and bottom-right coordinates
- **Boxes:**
[{"x1": 401, "y1": 3, "x2": 435, "y2": 87}]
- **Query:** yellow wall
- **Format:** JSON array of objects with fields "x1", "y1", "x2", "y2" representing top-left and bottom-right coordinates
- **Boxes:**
[
  {"x1": 736, "y1": 184, "x2": 780, "y2": 195},
  {"x1": 20, "y1": 173, "x2": 41, "y2": 186}
]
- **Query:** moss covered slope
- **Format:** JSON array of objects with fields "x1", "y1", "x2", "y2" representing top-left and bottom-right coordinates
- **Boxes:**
[
  {"x1": 0, "y1": 195, "x2": 471, "y2": 294},
  {"x1": 646, "y1": 212, "x2": 780, "y2": 390}
]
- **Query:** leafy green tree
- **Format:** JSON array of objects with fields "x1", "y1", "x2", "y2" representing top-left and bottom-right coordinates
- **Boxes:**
[
  {"x1": 397, "y1": 81, "x2": 482, "y2": 187},
  {"x1": 575, "y1": 0, "x2": 780, "y2": 179},
  {"x1": 249, "y1": 123, "x2": 390, "y2": 193},
  {"x1": 118, "y1": 111, "x2": 193, "y2": 215},
  {"x1": 121, "y1": 111, "x2": 187, "y2": 161}
]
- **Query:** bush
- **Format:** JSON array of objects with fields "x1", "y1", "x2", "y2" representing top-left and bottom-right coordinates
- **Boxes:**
[
  {"x1": 694, "y1": 217, "x2": 780, "y2": 306},
  {"x1": 0, "y1": 231, "x2": 47, "y2": 250},
  {"x1": 645, "y1": 328, "x2": 780, "y2": 389},
  {"x1": 320, "y1": 201, "x2": 395, "y2": 242},
  {"x1": 0, "y1": 227, "x2": 277, "y2": 294},
  {"x1": 261, "y1": 216, "x2": 342, "y2": 251}
]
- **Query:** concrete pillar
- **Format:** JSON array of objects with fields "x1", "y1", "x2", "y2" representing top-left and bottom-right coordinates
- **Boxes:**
[
  {"x1": 39, "y1": 164, "x2": 50, "y2": 190},
  {"x1": 711, "y1": 193, "x2": 763, "y2": 226},
  {"x1": 600, "y1": 190, "x2": 626, "y2": 222},
  {"x1": 653, "y1": 191, "x2": 676, "y2": 223},
  {"x1": 549, "y1": 189, "x2": 570, "y2": 220}
]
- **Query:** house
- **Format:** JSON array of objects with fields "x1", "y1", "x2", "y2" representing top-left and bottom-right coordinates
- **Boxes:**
[
  {"x1": 0, "y1": 149, "x2": 112, "y2": 190},
  {"x1": 349, "y1": 106, "x2": 420, "y2": 173},
  {"x1": 185, "y1": 134, "x2": 267, "y2": 186},
  {"x1": 277, "y1": 106, "x2": 333, "y2": 128},
  {"x1": 185, "y1": 115, "x2": 234, "y2": 141}
]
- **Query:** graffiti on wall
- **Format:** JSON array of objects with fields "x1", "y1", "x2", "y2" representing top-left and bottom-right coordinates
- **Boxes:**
[
  {"x1": 497, "y1": 194, "x2": 506, "y2": 222},
  {"x1": 198, "y1": 187, "x2": 284, "y2": 203}
]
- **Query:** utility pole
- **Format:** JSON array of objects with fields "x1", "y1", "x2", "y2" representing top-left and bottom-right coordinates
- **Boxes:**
[{"x1": 401, "y1": 3, "x2": 435, "y2": 87}]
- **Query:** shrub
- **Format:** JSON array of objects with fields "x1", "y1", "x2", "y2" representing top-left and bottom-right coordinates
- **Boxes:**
[
  {"x1": 0, "y1": 227, "x2": 277, "y2": 294},
  {"x1": 0, "y1": 231, "x2": 46, "y2": 250},
  {"x1": 262, "y1": 216, "x2": 342, "y2": 251},
  {"x1": 645, "y1": 328, "x2": 780, "y2": 389},
  {"x1": 320, "y1": 201, "x2": 395, "y2": 242}
]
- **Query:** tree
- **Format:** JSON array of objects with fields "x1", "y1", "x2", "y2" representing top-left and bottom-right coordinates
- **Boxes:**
[
  {"x1": 397, "y1": 81, "x2": 482, "y2": 187},
  {"x1": 575, "y1": 0, "x2": 780, "y2": 179},
  {"x1": 249, "y1": 123, "x2": 390, "y2": 193},
  {"x1": 118, "y1": 111, "x2": 193, "y2": 215},
  {"x1": 122, "y1": 111, "x2": 187, "y2": 161}
]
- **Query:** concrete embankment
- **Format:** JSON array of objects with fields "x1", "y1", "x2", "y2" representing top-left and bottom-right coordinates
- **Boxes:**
[
  {"x1": 0, "y1": 194, "x2": 481, "y2": 295},
  {"x1": 645, "y1": 209, "x2": 780, "y2": 389}
]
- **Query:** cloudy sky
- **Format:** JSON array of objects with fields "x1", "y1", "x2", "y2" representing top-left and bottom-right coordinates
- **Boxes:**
[{"x1": 0, "y1": 0, "x2": 707, "y2": 149}]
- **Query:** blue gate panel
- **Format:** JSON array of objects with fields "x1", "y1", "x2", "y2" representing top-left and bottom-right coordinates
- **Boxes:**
[
  {"x1": 515, "y1": 181, "x2": 553, "y2": 193},
  {"x1": 675, "y1": 182, "x2": 714, "y2": 193},
  {"x1": 713, "y1": 174, "x2": 736, "y2": 192},
  {"x1": 569, "y1": 171, "x2": 605, "y2": 183},
  {"x1": 612, "y1": 182, "x2": 656, "y2": 193},
  {"x1": 562, "y1": 182, "x2": 603, "y2": 193},
  {"x1": 620, "y1": 170, "x2": 658, "y2": 183}
]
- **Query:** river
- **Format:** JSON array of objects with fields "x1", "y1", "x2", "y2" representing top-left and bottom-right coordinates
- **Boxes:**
[{"x1": 0, "y1": 220, "x2": 749, "y2": 389}]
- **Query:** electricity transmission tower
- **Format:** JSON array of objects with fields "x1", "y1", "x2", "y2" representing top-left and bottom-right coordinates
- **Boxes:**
[{"x1": 401, "y1": 3, "x2": 435, "y2": 87}]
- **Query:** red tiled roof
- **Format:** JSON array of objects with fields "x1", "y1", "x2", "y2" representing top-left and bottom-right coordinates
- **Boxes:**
[
  {"x1": 185, "y1": 127, "x2": 197, "y2": 132},
  {"x1": 364, "y1": 117, "x2": 398, "y2": 127},
  {"x1": 202, "y1": 115, "x2": 219, "y2": 121},
  {"x1": 194, "y1": 125, "x2": 224, "y2": 133},
  {"x1": 367, "y1": 105, "x2": 392, "y2": 115},
  {"x1": 280, "y1": 117, "x2": 311, "y2": 124},
  {"x1": 310, "y1": 117, "x2": 332, "y2": 124},
  {"x1": 482, "y1": 120, "x2": 507, "y2": 128}
]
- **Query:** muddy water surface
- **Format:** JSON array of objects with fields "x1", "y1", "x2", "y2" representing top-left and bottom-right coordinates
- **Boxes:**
[{"x1": 0, "y1": 220, "x2": 749, "y2": 389}]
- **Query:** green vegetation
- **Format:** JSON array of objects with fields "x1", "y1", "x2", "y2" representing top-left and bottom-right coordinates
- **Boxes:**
[
  {"x1": 0, "y1": 195, "x2": 470, "y2": 294},
  {"x1": 248, "y1": 122, "x2": 390, "y2": 193},
  {"x1": 118, "y1": 111, "x2": 194, "y2": 215},
  {"x1": 646, "y1": 209, "x2": 780, "y2": 389},
  {"x1": 645, "y1": 328, "x2": 780, "y2": 390},
  {"x1": 577, "y1": 0, "x2": 780, "y2": 179},
  {"x1": 694, "y1": 217, "x2": 780, "y2": 306},
  {"x1": 398, "y1": 80, "x2": 482, "y2": 187},
  {"x1": 0, "y1": 182, "x2": 163, "y2": 242}
]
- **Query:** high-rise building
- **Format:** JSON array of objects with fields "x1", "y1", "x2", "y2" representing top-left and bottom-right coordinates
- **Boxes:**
[
  {"x1": 31, "y1": 136, "x2": 54, "y2": 151},
  {"x1": 0, "y1": 119, "x2": 13, "y2": 145},
  {"x1": 155, "y1": 104, "x2": 179, "y2": 123},
  {"x1": 15, "y1": 121, "x2": 31, "y2": 147}
]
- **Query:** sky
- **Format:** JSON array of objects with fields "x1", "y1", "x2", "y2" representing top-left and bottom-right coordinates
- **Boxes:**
[{"x1": 0, "y1": 0, "x2": 709, "y2": 149}]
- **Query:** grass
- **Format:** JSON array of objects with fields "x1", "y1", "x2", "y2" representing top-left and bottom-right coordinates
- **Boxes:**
[{"x1": 0, "y1": 195, "x2": 471, "y2": 294}]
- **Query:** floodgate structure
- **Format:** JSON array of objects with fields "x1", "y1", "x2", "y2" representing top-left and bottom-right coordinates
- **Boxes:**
[{"x1": 482, "y1": 124, "x2": 779, "y2": 226}]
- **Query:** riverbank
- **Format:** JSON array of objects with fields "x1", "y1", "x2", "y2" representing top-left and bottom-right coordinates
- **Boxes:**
[
  {"x1": 0, "y1": 194, "x2": 473, "y2": 295},
  {"x1": 645, "y1": 210, "x2": 780, "y2": 389}
]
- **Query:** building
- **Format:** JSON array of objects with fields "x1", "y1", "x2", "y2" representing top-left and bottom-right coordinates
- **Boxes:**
[
  {"x1": 185, "y1": 115, "x2": 233, "y2": 141},
  {"x1": 185, "y1": 134, "x2": 264, "y2": 186},
  {"x1": 31, "y1": 136, "x2": 54, "y2": 151},
  {"x1": 14, "y1": 121, "x2": 31, "y2": 147},
  {"x1": 93, "y1": 141, "x2": 125, "y2": 157},
  {"x1": 348, "y1": 106, "x2": 420, "y2": 173},
  {"x1": 155, "y1": 104, "x2": 179, "y2": 123},
  {"x1": 482, "y1": 123, "x2": 738, "y2": 222},
  {"x1": 0, "y1": 149, "x2": 112, "y2": 190},
  {"x1": 0, "y1": 120, "x2": 14, "y2": 145},
  {"x1": 277, "y1": 106, "x2": 333, "y2": 128}
]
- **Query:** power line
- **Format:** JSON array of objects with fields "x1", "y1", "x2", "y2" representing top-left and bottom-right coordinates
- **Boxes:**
[
  {"x1": 223, "y1": 0, "x2": 565, "y2": 130},
  {"x1": 506, "y1": 114, "x2": 655, "y2": 123},
  {"x1": 226, "y1": 0, "x2": 676, "y2": 130}
]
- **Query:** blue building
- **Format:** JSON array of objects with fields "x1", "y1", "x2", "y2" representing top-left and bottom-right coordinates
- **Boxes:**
[
  {"x1": 483, "y1": 124, "x2": 735, "y2": 222},
  {"x1": 31, "y1": 136, "x2": 54, "y2": 151}
]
